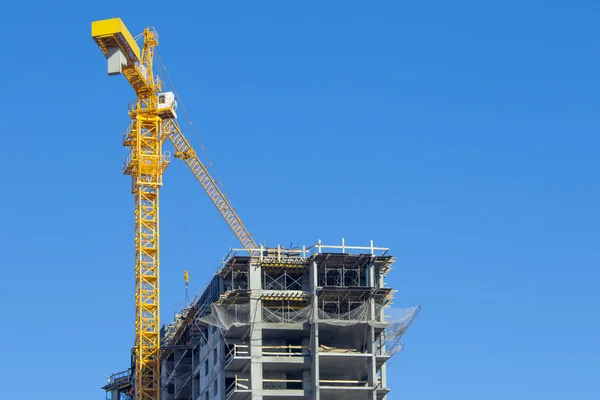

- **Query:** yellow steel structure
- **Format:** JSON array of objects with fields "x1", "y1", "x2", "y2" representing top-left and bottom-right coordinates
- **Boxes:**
[
  {"x1": 92, "y1": 17, "x2": 257, "y2": 400},
  {"x1": 92, "y1": 18, "x2": 141, "y2": 63}
]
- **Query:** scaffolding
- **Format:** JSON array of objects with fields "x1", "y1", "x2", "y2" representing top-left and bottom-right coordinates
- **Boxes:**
[
  {"x1": 262, "y1": 301, "x2": 311, "y2": 324},
  {"x1": 263, "y1": 267, "x2": 305, "y2": 291}
]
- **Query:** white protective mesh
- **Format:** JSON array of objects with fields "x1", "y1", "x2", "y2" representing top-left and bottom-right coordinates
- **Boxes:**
[
  {"x1": 198, "y1": 301, "x2": 418, "y2": 334},
  {"x1": 262, "y1": 304, "x2": 311, "y2": 323},
  {"x1": 199, "y1": 303, "x2": 251, "y2": 331},
  {"x1": 385, "y1": 305, "x2": 421, "y2": 356},
  {"x1": 317, "y1": 302, "x2": 371, "y2": 326}
]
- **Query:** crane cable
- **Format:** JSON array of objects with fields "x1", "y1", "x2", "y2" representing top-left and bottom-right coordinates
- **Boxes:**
[
  {"x1": 154, "y1": 54, "x2": 192, "y2": 306},
  {"x1": 155, "y1": 51, "x2": 235, "y2": 207}
]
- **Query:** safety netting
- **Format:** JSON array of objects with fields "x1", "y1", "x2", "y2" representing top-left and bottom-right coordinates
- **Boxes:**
[
  {"x1": 198, "y1": 301, "x2": 420, "y2": 351},
  {"x1": 385, "y1": 305, "x2": 421, "y2": 356},
  {"x1": 262, "y1": 304, "x2": 311, "y2": 323},
  {"x1": 199, "y1": 303, "x2": 251, "y2": 331},
  {"x1": 201, "y1": 302, "x2": 397, "y2": 330},
  {"x1": 317, "y1": 302, "x2": 368, "y2": 326}
]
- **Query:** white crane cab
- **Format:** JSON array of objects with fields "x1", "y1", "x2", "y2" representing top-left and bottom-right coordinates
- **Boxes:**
[{"x1": 157, "y1": 92, "x2": 177, "y2": 119}]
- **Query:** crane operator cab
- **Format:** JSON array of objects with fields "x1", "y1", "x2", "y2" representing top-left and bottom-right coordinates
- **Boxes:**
[{"x1": 157, "y1": 92, "x2": 178, "y2": 119}]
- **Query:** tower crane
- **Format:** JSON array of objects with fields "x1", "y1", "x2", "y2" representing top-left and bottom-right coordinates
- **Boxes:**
[{"x1": 91, "y1": 18, "x2": 257, "y2": 400}]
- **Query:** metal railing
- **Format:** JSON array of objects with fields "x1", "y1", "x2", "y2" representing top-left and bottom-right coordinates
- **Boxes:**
[
  {"x1": 225, "y1": 344, "x2": 250, "y2": 364},
  {"x1": 262, "y1": 345, "x2": 310, "y2": 357},
  {"x1": 161, "y1": 151, "x2": 171, "y2": 172},
  {"x1": 103, "y1": 369, "x2": 133, "y2": 392},
  {"x1": 107, "y1": 369, "x2": 131, "y2": 385},
  {"x1": 121, "y1": 152, "x2": 170, "y2": 175},
  {"x1": 225, "y1": 376, "x2": 250, "y2": 399},
  {"x1": 122, "y1": 122, "x2": 134, "y2": 146},
  {"x1": 128, "y1": 101, "x2": 137, "y2": 115},
  {"x1": 153, "y1": 74, "x2": 163, "y2": 92},
  {"x1": 320, "y1": 379, "x2": 369, "y2": 387},
  {"x1": 224, "y1": 239, "x2": 390, "y2": 264},
  {"x1": 122, "y1": 152, "x2": 133, "y2": 174},
  {"x1": 226, "y1": 344, "x2": 309, "y2": 363},
  {"x1": 263, "y1": 378, "x2": 303, "y2": 390}
]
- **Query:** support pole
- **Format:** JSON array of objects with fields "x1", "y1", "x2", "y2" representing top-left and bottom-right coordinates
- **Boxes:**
[
  {"x1": 249, "y1": 261, "x2": 263, "y2": 399},
  {"x1": 310, "y1": 259, "x2": 320, "y2": 400}
]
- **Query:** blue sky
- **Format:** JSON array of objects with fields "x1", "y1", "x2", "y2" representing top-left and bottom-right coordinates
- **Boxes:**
[{"x1": 0, "y1": 1, "x2": 598, "y2": 399}]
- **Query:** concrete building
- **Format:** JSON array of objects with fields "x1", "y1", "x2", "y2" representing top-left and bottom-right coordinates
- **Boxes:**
[{"x1": 104, "y1": 241, "x2": 419, "y2": 400}]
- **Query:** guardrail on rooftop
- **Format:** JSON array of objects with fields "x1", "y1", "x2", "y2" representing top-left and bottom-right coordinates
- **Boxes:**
[{"x1": 223, "y1": 239, "x2": 390, "y2": 265}]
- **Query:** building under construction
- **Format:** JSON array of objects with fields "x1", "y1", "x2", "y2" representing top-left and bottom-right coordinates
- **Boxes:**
[{"x1": 104, "y1": 241, "x2": 419, "y2": 400}]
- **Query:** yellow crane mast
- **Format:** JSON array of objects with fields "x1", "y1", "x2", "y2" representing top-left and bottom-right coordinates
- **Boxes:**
[{"x1": 91, "y1": 18, "x2": 257, "y2": 400}]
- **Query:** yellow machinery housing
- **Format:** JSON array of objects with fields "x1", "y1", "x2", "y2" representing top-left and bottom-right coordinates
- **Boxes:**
[{"x1": 92, "y1": 18, "x2": 141, "y2": 64}]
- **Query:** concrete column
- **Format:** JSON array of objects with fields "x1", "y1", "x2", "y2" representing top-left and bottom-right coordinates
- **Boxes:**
[
  {"x1": 218, "y1": 340, "x2": 225, "y2": 400},
  {"x1": 367, "y1": 316, "x2": 377, "y2": 399},
  {"x1": 368, "y1": 259, "x2": 375, "y2": 289},
  {"x1": 310, "y1": 260, "x2": 320, "y2": 400},
  {"x1": 367, "y1": 259, "x2": 378, "y2": 400},
  {"x1": 379, "y1": 298, "x2": 387, "y2": 395},
  {"x1": 311, "y1": 321, "x2": 320, "y2": 400},
  {"x1": 302, "y1": 368, "x2": 312, "y2": 397},
  {"x1": 249, "y1": 262, "x2": 263, "y2": 399}
]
